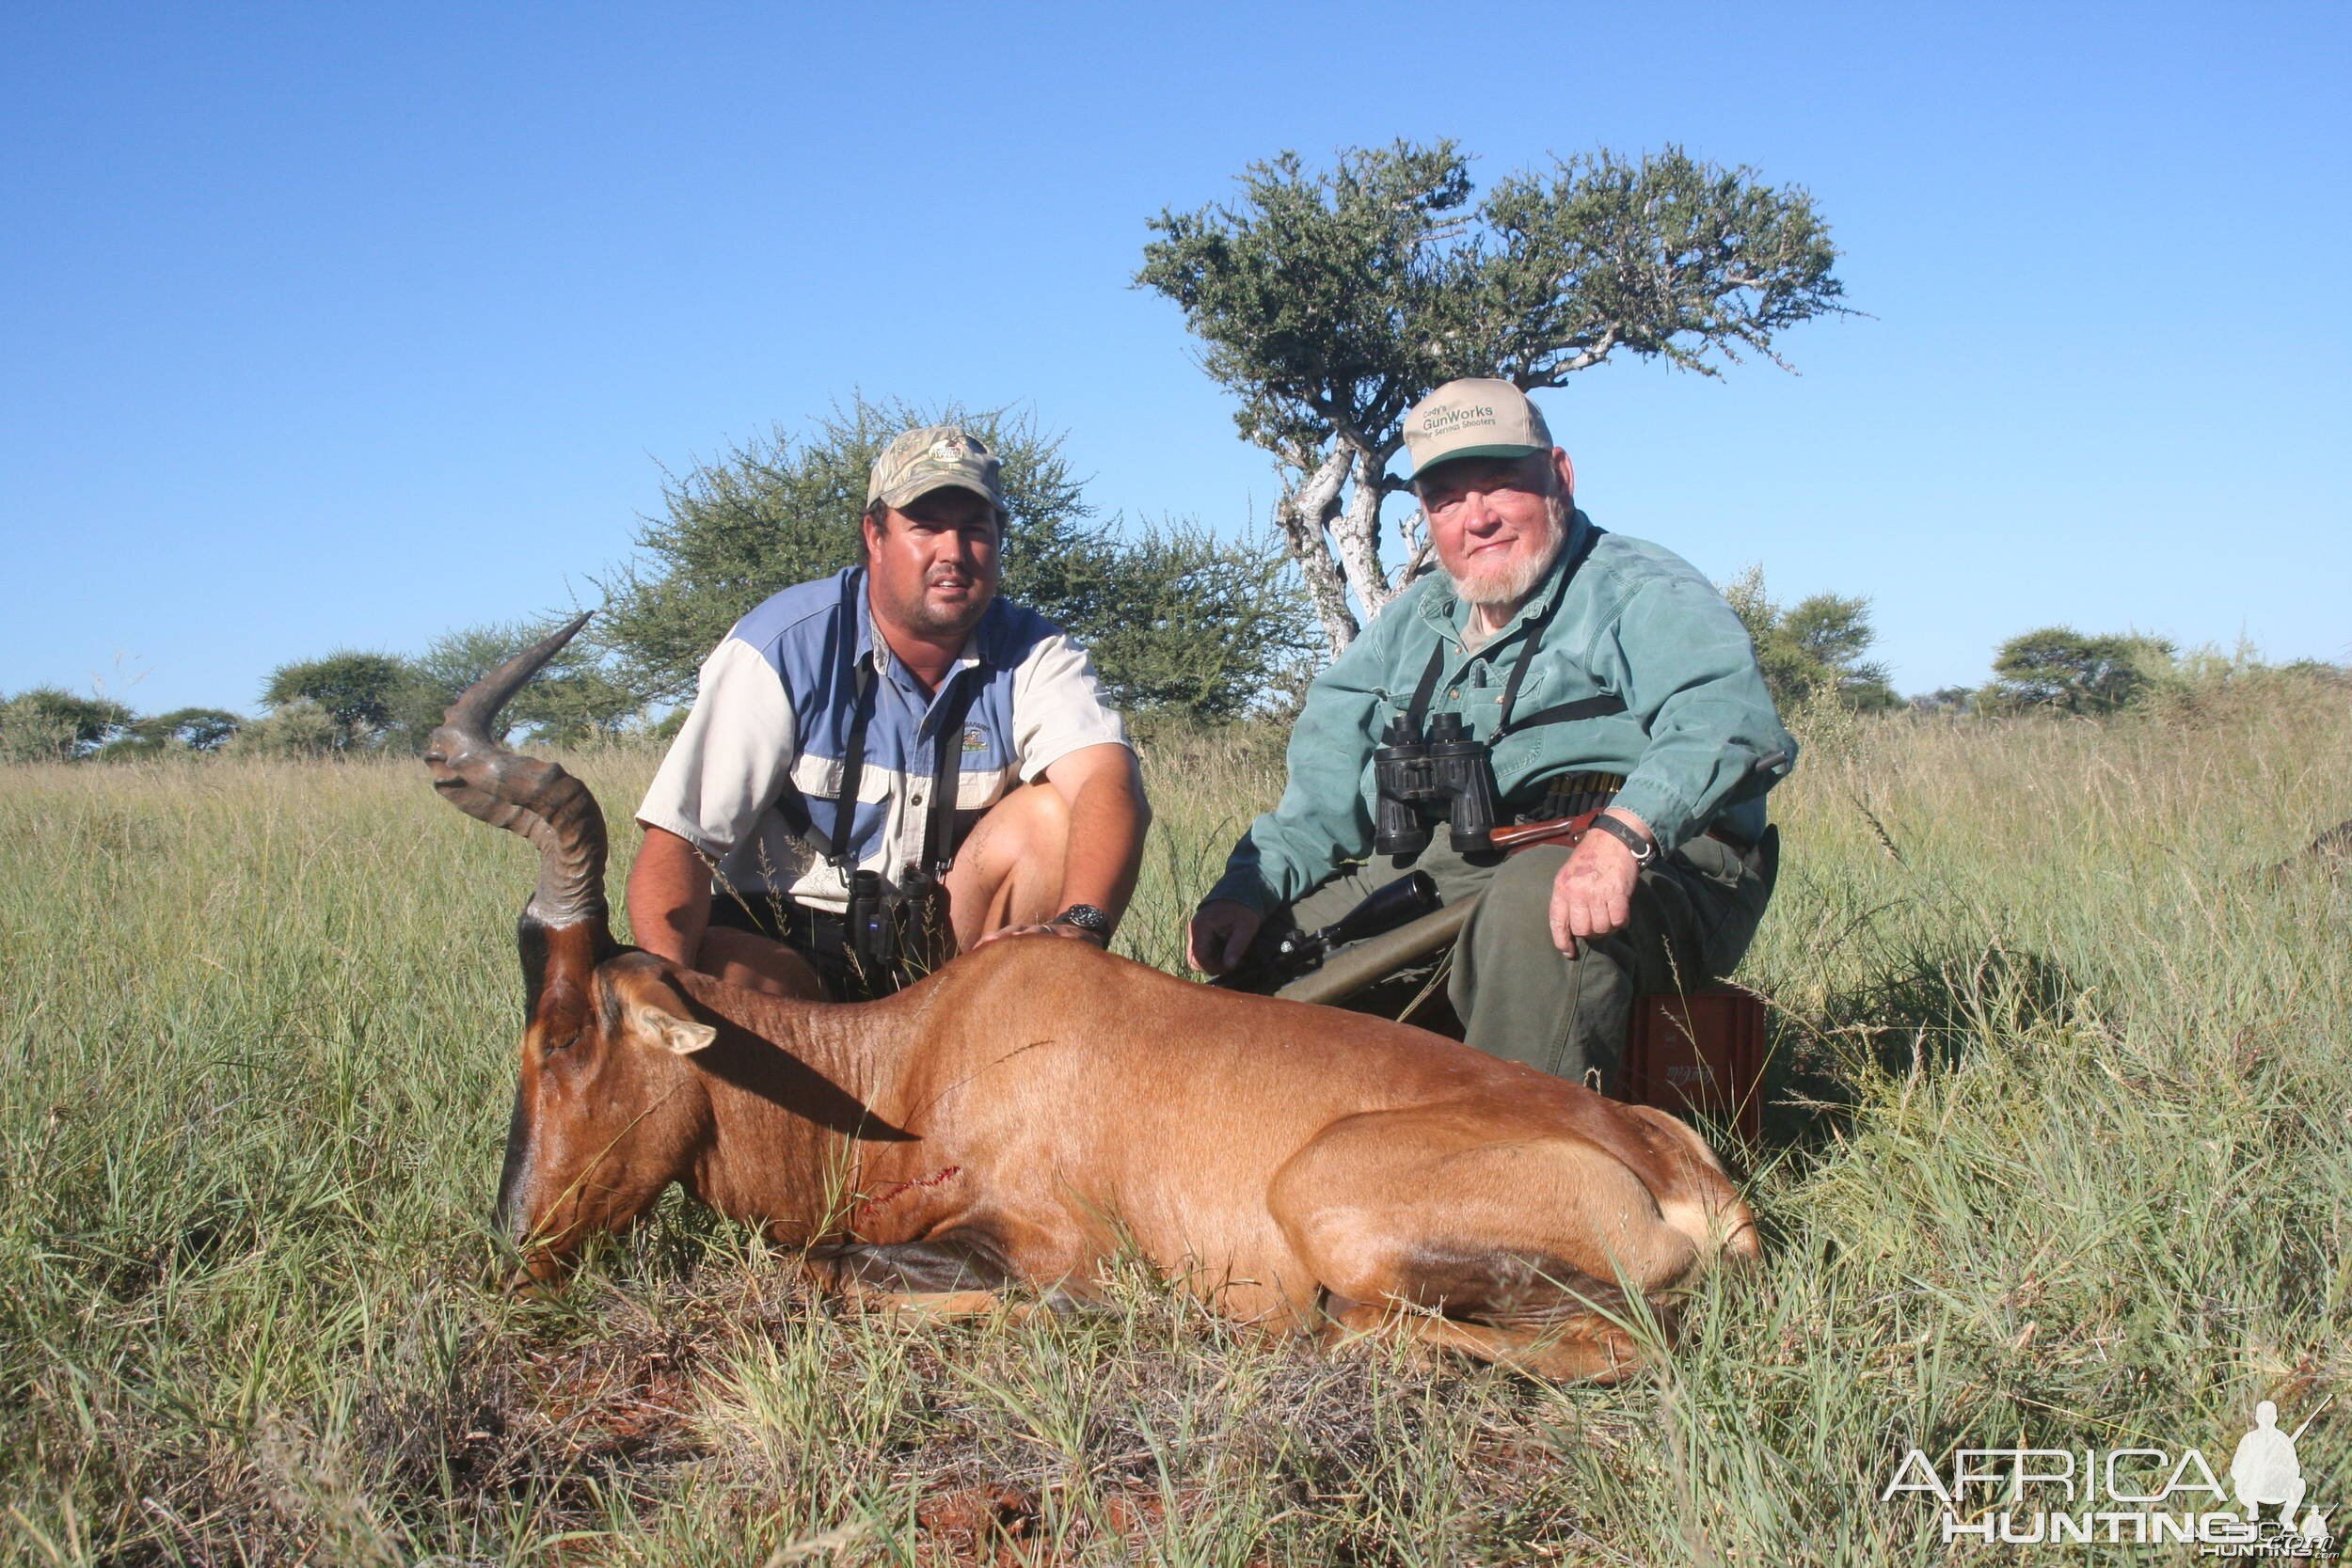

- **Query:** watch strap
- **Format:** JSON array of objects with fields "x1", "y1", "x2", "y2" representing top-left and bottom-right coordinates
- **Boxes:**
[{"x1": 1586, "y1": 813, "x2": 1657, "y2": 865}]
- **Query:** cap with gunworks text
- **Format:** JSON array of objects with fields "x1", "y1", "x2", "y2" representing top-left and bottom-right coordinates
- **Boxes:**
[{"x1": 1403, "y1": 378, "x2": 1553, "y2": 480}]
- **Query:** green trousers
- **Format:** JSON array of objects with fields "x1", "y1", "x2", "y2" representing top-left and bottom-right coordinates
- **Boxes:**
[{"x1": 1255, "y1": 830, "x2": 1776, "y2": 1092}]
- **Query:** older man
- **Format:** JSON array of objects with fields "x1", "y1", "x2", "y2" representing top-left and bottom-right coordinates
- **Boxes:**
[
  {"x1": 630, "y1": 423, "x2": 1150, "y2": 1000},
  {"x1": 1188, "y1": 379, "x2": 1793, "y2": 1090}
]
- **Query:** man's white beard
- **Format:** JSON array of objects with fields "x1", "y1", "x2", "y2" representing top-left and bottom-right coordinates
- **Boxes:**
[{"x1": 1451, "y1": 498, "x2": 1568, "y2": 609}]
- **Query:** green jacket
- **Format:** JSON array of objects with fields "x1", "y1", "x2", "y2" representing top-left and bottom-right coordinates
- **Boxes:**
[{"x1": 1206, "y1": 513, "x2": 1796, "y2": 914}]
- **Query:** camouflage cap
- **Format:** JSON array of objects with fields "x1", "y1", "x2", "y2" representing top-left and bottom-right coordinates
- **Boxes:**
[
  {"x1": 1403, "y1": 378, "x2": 1554, "y2": 481},
  {"x1": 866, "y1": 424, "x2": 1008, "y2": 520}
]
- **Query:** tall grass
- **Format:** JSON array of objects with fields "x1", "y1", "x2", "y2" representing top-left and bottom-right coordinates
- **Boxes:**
[{"x1": 3, "y1": 674, "x2": 2348, "y2": 1564}]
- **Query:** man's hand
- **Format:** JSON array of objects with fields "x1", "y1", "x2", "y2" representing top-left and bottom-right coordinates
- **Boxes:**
[
  {"x1": 1187, "y1": 899, "x2": 1263, "y2": 976},
  {"x1": 1549, "y1": 810, "x2": 1654, "y2": 950},
  {"x1": 973, "y1": 921, "x2": 1106, "y2": 950}
]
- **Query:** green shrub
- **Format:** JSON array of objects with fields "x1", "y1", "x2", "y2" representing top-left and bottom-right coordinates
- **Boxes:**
[
  {"x1": 224, "y1": 697, "x2": 345, "y2": 758},
  {"x1": 0, "y1": 687, "x2": 135, "y2": 761}
]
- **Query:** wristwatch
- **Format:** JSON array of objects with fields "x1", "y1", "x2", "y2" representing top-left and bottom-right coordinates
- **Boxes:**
[
  {"x1": 1586, "y1": 813, "x2": 1658, "y2": 867},
  {"x1": 1049, "y1": 904, "x2": 1114, "y2": 942}
]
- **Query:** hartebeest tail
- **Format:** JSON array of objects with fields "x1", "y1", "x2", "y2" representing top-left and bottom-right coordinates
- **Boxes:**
[{"x1": 428, "y1": 615, "x2": 1761, "y2": 1378}]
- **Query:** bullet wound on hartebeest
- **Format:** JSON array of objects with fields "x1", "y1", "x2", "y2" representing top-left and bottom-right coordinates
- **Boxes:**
[
  {"x1": 854, "y1": 1165, "x2": 965, "y2": 1226},
  {"x1": 428, "y1": 611, "x2": 1760, "y2": 1378}
]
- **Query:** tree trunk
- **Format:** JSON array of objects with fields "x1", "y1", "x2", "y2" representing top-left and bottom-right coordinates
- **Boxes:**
[
  {"x1": 1277, "y1": 447, "x2": 1359, "y2": 654},
  {"x1": 1329, "y1": 448, "x2": 1396, "y2": 627}
]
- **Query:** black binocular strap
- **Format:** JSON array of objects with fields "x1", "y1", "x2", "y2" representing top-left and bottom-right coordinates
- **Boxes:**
[
  {"x1": 825, "y1": 567, "x2": 881, "y2": 877},
  {"x1": 829, "y1": 661, "x2": 981, "y2": 880},
  {"x1": 829, "y1": 657, "x2": 878, "y2": 876},
  {"x1": 1406, "y1": 523, "x2": 1623, "y2": 738},
  {"x1": 1502, "y1": 691, "x2": 1628, "y2": 730},
  {"x1": 1405, "y1": 641, "x2": 1450, "y2": 735},
  {"x1": 920, "y1": 672, "x2": 979, "y2": 877}
]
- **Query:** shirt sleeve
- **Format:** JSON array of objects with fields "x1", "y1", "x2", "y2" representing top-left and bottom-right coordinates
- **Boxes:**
[
  {"x1": 1590, "y1": 575, "x2": 1797, "y2": 851},
  {"x1": 1009, "y1": 633, "x2": 1130, "y2": 781},
  {"x1": 635, "y1": 636, "x2": 798, "y2": 857},
  {"x1": 1202, "y1": 627, "x2": 1388, "y2": 914}
]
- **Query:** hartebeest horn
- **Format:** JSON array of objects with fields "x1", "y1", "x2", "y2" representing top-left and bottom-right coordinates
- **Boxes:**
[{"x1": 423, "y1": 612, "x2": 610, "y2": 939}]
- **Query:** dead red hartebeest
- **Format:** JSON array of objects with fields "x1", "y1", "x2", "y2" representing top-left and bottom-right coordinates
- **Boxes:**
[{"x1": 427, "y1": 617, "x2": 1757, "y2": 1378}]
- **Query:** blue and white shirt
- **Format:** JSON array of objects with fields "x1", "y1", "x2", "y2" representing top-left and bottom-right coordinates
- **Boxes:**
[{"x1": 636, "y1": 567, "x2": 1130, "y2": 912}]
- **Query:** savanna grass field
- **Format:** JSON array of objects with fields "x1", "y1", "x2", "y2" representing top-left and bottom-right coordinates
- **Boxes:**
[{"x1": 5, "y1": 674, "x2": 2349, "y2": 1565}]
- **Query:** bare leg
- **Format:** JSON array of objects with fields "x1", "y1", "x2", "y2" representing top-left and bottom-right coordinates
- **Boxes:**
[
  {"x1": 940, "y1": 783, "x2": 1071, "y2": 950},
  {"x1": 674, "y1": 784, "x2": 1072, "y2": 994},
  {"x1": 695, "y1": 926, "x2": 829, "y2": 999}
]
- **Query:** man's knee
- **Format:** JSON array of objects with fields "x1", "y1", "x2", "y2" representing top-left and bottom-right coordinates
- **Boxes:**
[
  {"x1": 951, "y1": 783, "x2": 1067, "y2": 897},
  {"x1": 1017, "y1": 778, "x2": 1070, "y2": 844},
  {"x1": 977, "y1": 780, "x2": 1069, "y2": 860},
  {"x1": 1454, "y1": 847, "x2": 1577, "y2": 1007},
  {"x1": 947, "y1": 783, "x2": 1069, "y2": 941},
  {"x1": 1451, "y1": 846, "x2": 1634, "y2": 1083},
  {"x1": 1472, "y1": 847, "x2": 1568, "y2": 949}
]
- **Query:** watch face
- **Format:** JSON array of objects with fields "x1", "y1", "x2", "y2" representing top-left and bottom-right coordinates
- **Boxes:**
[{"x1": 1056, "y1": 904, "x2": 1110, "y2": 933}]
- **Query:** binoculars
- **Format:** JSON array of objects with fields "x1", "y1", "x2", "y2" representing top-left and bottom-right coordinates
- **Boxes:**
[
  {"x1": 1374, "y1": 712, "x2": 1502, "y2": 856},
  {"x1": 844, "y1": 868, "x2": 950, "y2": 992}
]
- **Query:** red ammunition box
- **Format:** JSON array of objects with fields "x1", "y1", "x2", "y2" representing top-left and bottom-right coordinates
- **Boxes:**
[{"x1": 1624, "y1": 986, "x2": 1768, "y2": 1142}]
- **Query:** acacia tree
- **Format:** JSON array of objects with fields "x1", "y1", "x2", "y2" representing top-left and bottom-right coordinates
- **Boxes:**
[
  {"x1": 1721, "y1": 566, "x2": 1897, "y2": 711},
  {"x1": 98, "y1": 707, "x2": 245, "y2": 759},
  {"x1": 598, "y1": 395, "x2": 1311, "y2": 721},
  {"x1": 260, "y1": 651, "x2": 415, "y2": 752},
  {"x1": 0, "y1": 689, "x2": 136, "y2": 761},
  {"x1": 396, "y1": 620, "x2": 641, "y2": 746},
  {"x1": 1988, "y1": 627, "x2": 2175, "y2": 714},
  {"x1": 1138, "y1": 140, "x2": 1850, "y2": 653}
]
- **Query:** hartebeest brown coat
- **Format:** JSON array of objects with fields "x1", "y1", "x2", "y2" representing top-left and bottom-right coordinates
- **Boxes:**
[{"x1": 430, "y1": 619, "x2": 1757, "y2": 1378}]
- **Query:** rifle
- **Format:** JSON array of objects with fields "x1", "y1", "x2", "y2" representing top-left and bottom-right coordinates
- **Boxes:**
[{"x1": 1271, "y1": 812, "x2": 1603, "y2": 1006}]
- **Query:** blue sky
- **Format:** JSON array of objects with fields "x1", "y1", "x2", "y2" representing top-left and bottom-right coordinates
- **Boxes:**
[{"x1": 4, "y1": 1, "x2": 2345, "y2": 713}]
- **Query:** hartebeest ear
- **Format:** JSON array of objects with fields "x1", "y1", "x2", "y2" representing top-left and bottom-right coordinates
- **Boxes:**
[
  {"x1": 636, "y1": 1001, "x2": 718, "y2": 1055},
  {"x1": 602, "y1": 958, "x2": 720, "y2": 1055}
]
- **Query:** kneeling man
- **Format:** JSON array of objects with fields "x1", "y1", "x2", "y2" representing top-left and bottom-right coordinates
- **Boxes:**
[
  {"x1": 631, "y1": 424, "x2": 1149, "y2": 999},
  {"x1": 1189, "y1": 380, "x2": 1793, "y2": 1090}
]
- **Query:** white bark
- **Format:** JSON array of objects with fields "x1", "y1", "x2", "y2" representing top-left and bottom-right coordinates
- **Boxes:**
[
  {"x1": 1330, "y1": 448, "x2": 1396, "y2": 628},
  {"x1": 1396, "y1": 506, "x2": 1434, "y2": 585},
  {"x1": 1276, "y1": 446, "x2": 1358, "y2": 653}
]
